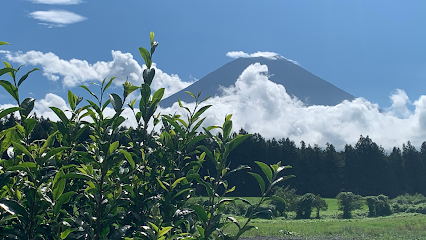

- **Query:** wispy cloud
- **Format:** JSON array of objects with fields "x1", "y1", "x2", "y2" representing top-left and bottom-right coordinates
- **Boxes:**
[
  {"x1": 1, "y1": 50, "x2": 194, "y2": 98},
  {"x1": 29, "y1": 10, "x2": 87, "y2": 27},
  {"x1": 28, "y1": 0, "x2": 82, "y2": 4},
  {"x1": 226, "y1": 51, "x2": 300, "y2": 65}
]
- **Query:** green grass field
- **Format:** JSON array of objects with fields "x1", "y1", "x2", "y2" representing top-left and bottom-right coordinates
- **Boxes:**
[
  {"x1": 230, "y1": 213, "x2": 426, "y2": 239},
  {"x1": 191, "y1": 197, "x2": 426, "y2": 239}
]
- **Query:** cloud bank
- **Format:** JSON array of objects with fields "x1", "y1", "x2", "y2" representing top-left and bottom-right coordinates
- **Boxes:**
[
  {"x1": 159, "y1": 63, "x2": 426, "y2": 151},
  {"x1": 1, "y1": 50, "x2": 194, "y2": 98},
  {"x1": 29, "y1": 10, "x2": 87, "y2": 27},
  {"x1": 1, "y1": 62, "x2": 424, "y2": 151},
  {"x1": 226, "y1": 51, "x2": 300, "y2": 65},
  {"x1": 28, "y1": 0, "x2": 82, "y2": 4}
]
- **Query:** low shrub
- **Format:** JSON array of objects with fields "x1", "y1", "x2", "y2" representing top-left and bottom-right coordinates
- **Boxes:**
[
  {"x1": 271, "y1": 185, "x2": 298, "y2": 216},
  {"x1": 336, "y1": 192, "x2": 363, "y2": 219},
  {"x1": 366, "y1": 194, "x2": 392, "y2": 217}
]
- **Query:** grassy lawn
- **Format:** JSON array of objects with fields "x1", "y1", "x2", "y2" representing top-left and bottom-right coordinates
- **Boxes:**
[
  {"x1": 187, "y1": 196, "x2": 426, "y2": 239},
  {"x1": 209, "y1": 197, "x2": 426, "y2": 239},
  {"x1": 228, "y1": 213, "x2": 426, "y2": 239}
]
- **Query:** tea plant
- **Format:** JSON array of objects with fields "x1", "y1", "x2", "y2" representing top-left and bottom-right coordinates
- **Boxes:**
[{"x1": 0, "y1": 33, "x2": 292, "y2": 240}]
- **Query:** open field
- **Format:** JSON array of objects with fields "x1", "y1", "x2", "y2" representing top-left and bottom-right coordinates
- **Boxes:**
[
  {"x1": 234, "y1": 213, "x2": 426, "y2": 240},
  {"x1": 190, "y1": 197, "x2": 426, "y2": 239}
]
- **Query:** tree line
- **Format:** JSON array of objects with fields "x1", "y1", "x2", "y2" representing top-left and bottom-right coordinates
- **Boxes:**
[{"x1": 201, "y1": 129, "x2": 426, "y2": 198}]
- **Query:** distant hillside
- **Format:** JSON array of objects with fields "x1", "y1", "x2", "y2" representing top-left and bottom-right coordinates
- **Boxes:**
[{"x1": 160, "y1": 56, "x2": 355, "y2": 107}]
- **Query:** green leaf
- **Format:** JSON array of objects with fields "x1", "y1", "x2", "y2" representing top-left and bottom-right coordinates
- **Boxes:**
[
  {"x1": 139, "y1": 47, "x2": 152, "y2": 69},
  {"x1": 20, "y1": 97, "x2": 35, "y2": 117},
  {"x1": 162, "y1": 116, "x2": 185, "y2": 136},
  {"x1": 143, "y1": 68, "x2": 155, "y2": 85},
  {"x1": 0, "y1": 80, "x2": 19, "y2": 102},
  {"x1": 187, "y1": 135, "x2": 208, "y2": 149},
  {"x1": 108, "y1": 141, "x2": 119, "y2": 155},
  {"x1": 0, "y1": 199, "x2": 29, "y2": 224},
  {"x1": 53, "y1": 174, "x2": 66, "y2": 201},
  {"x1": 118, "y1": 149, "x2": 135, "y2": 169},
  {"x1": 196, "y1": 145, "x2": 214, "y2": 162},
  {"x1": 196, "y1": 226, "x2": 205, "y2": 239},
  {"x1": 24, "y1": 118, "x2": 37, "y2": 136},
  {"x1": 109, "y1": 93, "x2": 123, "y2": 113},
  {"x1": 152, "y1": 88, "x2": 164, "y2": 103},
  {"x1": 103, "y1": 77, "x2": 116, "y2": 92},
  {"x1": 226, "y1": 134, "x2": 252, "y2": 153},
  {"x1": 41, "y1": 130, "x2": 59, "y2": 151},
  {"x1": 189, "y1": 204, "x2": 208, "y2": 222},
  {"x1": 12, "y1": 141, "x2": 33, "y2": 159},
  {"x1": 158, "y1": 227, "x2": 172, "y2": 238},
  {"x1": 270, "y1": 175, "x2": 295, "y2": 189},
  {"x1": 171, "y1": 188, "x2": 192, "y2": 200},
  {"x1": 0, "y1": 42, "x2": 10, "y2": 45},
  {"x1": 60, "y1": 229, "x2": 72, "y2": 240},
  {"x1": 186, "y1": 91, "x2": 196, "y2": 99},
  {"x1": 67, "y1": 90, "x2": 77, "y2": 110},
  {"x1": 60, "y1": 173, "x2": 93, "y2": 181},
  {"x1": 171, "y1": 177, "x2": 186, "y2": 189},
  {"x1": 248, "y1": 172, "x2": 265, "y2": 194},
  {"x1": 79, "y1": 85, "x2": 99, "y2": 101},
  {"x1": 227, "y1": 216, "x2": 240, "y2": 229},
  {"x1": 0, "y1": 128, "x2": 14, "y2": 154},
  {"x1": 18, "y1": 68, "x2": 39, "y2": 87},
  {"x1": 87, "y1": 100, "x2": 102, "y2": 116},
  {"x1": 193, "y1": 105, "x2": 212, "y2": 120},
  {"x1": 0, "y1": 107, "x2": 23, "y2": 120},
  {"x1": 50, "y1": 107, "x2": 70, "y2": 125},
  {"x1": 41, "y1": 147, "x2": 70, "y2": 164},
  {"x1": 54, "y1": 191, "x2": 75, "y2": 215},
  {"x1": 255, "y1": 161, "x2": 273, "y2": 183},
  {"x1": 0, "y1": 171, "x2": 17, "y2": 190},
  {"x1": 156, "y1": 178, "x2": 168, "y2": 191},
  {"x1": 150, "y1": 32, "x2": 155, "y2": 46},
  {"x1": 101, "y1": 99, "x2": 111, "y2": 111},
  {"x1": 226, "y1": 165, "x2": 251, "y2": 177},
  {"x1": 0, "y1": 67, "x2": 15, "y2": 77},
  {"x1": 7, "y1": 162, "x2": 36, "y2": 171},
  {"x1": 222, "y1": 119, "x2": 232, "y2": 141},
  {"x1": 126, "y1": 86, "x2": 139, "y2": 98}
]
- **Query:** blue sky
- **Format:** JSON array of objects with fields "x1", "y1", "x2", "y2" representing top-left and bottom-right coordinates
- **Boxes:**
[{"x1": 2, "y1": 0, "x2": 426, "y2": 149}]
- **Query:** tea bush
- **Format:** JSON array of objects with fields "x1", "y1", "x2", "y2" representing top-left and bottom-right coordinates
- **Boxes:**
[{"x1": 0, "y1": 35, "x2": 293, "y2": 240}]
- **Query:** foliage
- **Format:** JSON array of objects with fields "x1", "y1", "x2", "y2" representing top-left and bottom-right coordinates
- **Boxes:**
[
  {"x1": 336, "y1": 192, "x2": 363, "y2": 219},
  {"x1": 0, "y1": 34, "x2": 293, "y2": 240},
  {"x1": 271, "y1": 186, "x2": 298, "y2": 216},
  {"x1": 366, "y1": 194, "x2": 392, "y2": 217},
  {"x1": 294, "y1": 193, "x2": 327, "y2": 219},
  {"x1": 312, "y1": 194, "x2": 327, "y2": 219}
]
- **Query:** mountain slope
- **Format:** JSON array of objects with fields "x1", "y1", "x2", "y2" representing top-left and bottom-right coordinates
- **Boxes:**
[{"x1": 160, "y1": 57, "x2": 355, "y2": 107}]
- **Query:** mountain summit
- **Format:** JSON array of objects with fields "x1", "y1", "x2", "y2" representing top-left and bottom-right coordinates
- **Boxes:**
[{"x1": 160, "y1": 56, "x2": 355, "y2": 107}]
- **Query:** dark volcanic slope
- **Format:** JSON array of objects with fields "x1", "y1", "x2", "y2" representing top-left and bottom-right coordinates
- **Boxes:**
[{"x1": 160, "y1": 57, "x2": 355, "y2": 108}]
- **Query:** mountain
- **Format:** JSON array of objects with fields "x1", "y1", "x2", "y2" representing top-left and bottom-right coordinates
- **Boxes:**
[{"x1": 160, "y1": 56, "x2": 355, "y2": 107}]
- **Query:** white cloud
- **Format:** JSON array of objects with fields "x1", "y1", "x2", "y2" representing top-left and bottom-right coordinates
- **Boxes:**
[
  {"x1": 28, "y1": 0, "x2": 82, "y2": 4},
  {"x1": 1, "y1": 50, "x2": 194, "y2": 98},
  {"x1": 158, "y1": 63, "x2": 426, "y2": 151},
  {"x1": 226, "y1": 51, "x2": 300, "y2": 65},
  {"x1": 29, "y1": 10, "x2": 87, "y2": 27}
]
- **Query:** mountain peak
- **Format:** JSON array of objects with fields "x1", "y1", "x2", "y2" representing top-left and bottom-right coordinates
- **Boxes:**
[{"x1": 160, "y1": 57, "x2": 354, "y2": 108}]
